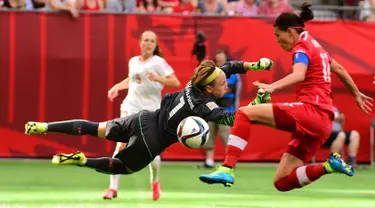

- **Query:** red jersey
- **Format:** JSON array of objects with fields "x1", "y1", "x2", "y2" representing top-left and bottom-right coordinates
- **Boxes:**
[
  {"x1": 82, "y1": 0, "x2": 100, "y2": 10},
  {"x1": 292, "y1": 31, "x2": 333, "y2": 113},
  {"x1": 173, "y1": 3, "x2": 195, "y2": 13}
]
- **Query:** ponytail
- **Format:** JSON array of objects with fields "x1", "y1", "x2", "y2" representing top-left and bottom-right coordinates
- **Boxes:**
[
  {"x1": 274, "y1": 2, "x2": 314, "y2": 32},
  {"x1": 300, "y1": 2, "x2": 314, "y2": 23},
  {"x1": 153, "y1": 44, "x2": 163, "y2": 58}
]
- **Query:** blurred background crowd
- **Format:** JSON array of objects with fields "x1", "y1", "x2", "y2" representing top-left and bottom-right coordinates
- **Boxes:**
[{"x1": 1, "y1": 0, "x2": 374, "y2": 22}]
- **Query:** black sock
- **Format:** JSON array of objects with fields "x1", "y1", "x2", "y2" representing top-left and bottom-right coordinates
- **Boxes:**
[
  {"x1": 47, "y1": 119, "x2": 99, "y2": 136},
  {"x1": 223, "y1": 165, "x2": 233, "y2": 169},
  {"x1": 348, "y1": 156, "x2": 356, "y2": 166},
  {"x1": 84, "y1": 158, "x2": 129, "y2": 174}
]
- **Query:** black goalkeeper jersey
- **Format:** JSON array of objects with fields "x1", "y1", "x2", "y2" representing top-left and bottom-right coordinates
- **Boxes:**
[{"x1": 152, "y1": 61, "x2": 248, "y2": 148}]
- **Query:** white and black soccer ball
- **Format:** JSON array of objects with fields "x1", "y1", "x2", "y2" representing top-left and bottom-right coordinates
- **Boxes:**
[{"x1": 177, "y1": 116, "x2": 210, "y2": 149}]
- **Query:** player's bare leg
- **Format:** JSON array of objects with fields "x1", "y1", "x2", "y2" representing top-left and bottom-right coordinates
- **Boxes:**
[
  {"x1": 331, "y1": 132, "x2": 346, "y2": 154},
  {"x1": 274, "y1": 153, "x2": 304, "y2": 182},
  {"x1": 204, "y1": 149, "x2": 215, "y2": 168},
  {"x1": 347, "y1": 131, "x2": 360, "y2": 167},
  {"x1": 149, "y1": 155, "x2": 161, "y2": 200},
  {"x1": 103, "y1": 142, "x2": 127, "y2": 200}
]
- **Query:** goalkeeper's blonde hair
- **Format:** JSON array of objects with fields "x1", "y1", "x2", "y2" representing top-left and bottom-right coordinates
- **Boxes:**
[{"x1": 191, "y1": 60, "x2": 217, "y2": 89}]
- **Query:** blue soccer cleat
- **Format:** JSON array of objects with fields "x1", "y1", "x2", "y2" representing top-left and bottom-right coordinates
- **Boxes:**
[
  {"x1": 324, "y1": 152, "x2": 354, "y2": 177},
  {"x1": 199, "y1": 165, "x2": 235, "y2": 187}
]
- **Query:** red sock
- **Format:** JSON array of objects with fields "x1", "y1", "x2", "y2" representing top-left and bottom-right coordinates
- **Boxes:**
[
  {"x1": 223, "y1": 111, "x2": 251, "y2": 168},
  {"x1": 305, "y1": 163, "x2": 327, "y2": 181},
  {"x1": 274, "y1": 163, "x2": 327, "y2": 192}
]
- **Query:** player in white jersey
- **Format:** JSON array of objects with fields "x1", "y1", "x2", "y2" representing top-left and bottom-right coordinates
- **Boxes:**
[{"x1": 104, "y1": 30, "x2": 180, "y2": 200}]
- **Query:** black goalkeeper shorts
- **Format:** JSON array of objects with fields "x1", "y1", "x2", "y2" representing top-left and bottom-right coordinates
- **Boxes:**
[
  {"x1": 322, "y1": 131, "x2": 352, "y2": 148},
  {"x1": 105, "y1": 110, "x2": 163, "y2": 173}
]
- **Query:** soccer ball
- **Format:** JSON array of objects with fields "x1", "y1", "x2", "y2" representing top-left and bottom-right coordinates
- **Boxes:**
[{"x1": 177, "y1": 116, "x2": 210, "y2": 149}]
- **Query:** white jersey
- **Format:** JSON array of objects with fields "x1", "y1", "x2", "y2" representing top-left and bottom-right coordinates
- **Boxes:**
[{"x1": 121, "y1": 55, "x2": 175, "y2": 114}]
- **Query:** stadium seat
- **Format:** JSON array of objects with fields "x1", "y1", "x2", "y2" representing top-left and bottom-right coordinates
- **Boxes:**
[{"x1": 370, "y1": 118, "x2": 375, "y2": 167}]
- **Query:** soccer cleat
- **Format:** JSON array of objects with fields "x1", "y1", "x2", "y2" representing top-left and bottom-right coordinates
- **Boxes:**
[
  {"x1": 25, "y1": 121, "x2": 47, "y2": 135},
  {"x1": 324, "y1": 152, "x2": 354, "y2": 177},
  {"x1": 250, "y1": 89, "x2": 271, "y2": 105},
  {"x1": 199, "y1": 165, "x2": 235, "y2": 187},
  {"x1": 151, "y1": 181, "x2": 161, "y2": 200},
  {"x1": 52, "y1": 151, "x2": 87, "y2": 166},
  {"x1": 102, "y1": 188, "x2": 117, "y2": 200}
]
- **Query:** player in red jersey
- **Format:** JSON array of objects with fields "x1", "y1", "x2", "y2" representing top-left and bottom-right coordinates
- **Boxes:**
[{"x1": 200, "y1": 2, "x2": 373, "y2": 191}]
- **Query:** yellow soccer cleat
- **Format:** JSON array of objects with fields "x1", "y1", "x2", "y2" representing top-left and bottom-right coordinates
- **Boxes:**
[
  {"x1": 52, "y1": 151, "x2": 87, "y2": 166},
  {"x1": 25, "y1": 122, "x2": 47, "y2": 135}
]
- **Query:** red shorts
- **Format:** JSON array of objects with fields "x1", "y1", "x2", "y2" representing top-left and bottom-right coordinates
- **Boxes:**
[{"x1": 272, "y1": 102, "x2": 334, "y2": 164}]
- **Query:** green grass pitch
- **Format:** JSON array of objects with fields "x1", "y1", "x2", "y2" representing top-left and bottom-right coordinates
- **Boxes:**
[{"x1": 0, "y1": 160, "x2": 374, "y2": 208}]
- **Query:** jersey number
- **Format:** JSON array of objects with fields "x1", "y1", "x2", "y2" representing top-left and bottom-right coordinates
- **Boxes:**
[
  {"x1": 168, "y1": 96, "x2": 185, "y2": 119},
  {"x1": 320, "y1": 52, "x2": 331, "y2": 83}
]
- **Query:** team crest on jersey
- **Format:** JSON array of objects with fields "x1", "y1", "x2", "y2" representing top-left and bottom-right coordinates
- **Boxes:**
[{"x1": 206, "y1": 102, "x2": 218, "y2": 110}]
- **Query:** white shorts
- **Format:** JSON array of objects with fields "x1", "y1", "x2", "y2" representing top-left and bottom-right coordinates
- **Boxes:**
[
  {"x1": 120, "y1": 109, "x2": 137, "y2": 118},
  {"x1": 120, "y1": 103, "x2": 159, "y2": 118}
]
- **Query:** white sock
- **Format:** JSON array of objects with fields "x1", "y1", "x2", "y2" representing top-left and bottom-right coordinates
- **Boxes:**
[
  {"x1": 109, "y1": 149, "x2": 120, "y2": 190},
  {"x1": 205, "y1": 159, "x2": 214, "y2": 166},
  {"x1": 149, "y1": 155, "x2": 161, "y2": 183},
  {"x1": 110, "y1": 174, "x2": 120, "y2": 190}
]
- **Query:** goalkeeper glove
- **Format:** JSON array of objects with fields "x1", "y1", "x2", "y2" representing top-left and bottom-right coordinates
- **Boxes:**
[{"x1": 249, "y1": 58, "x2": 274, "y2": 71}]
